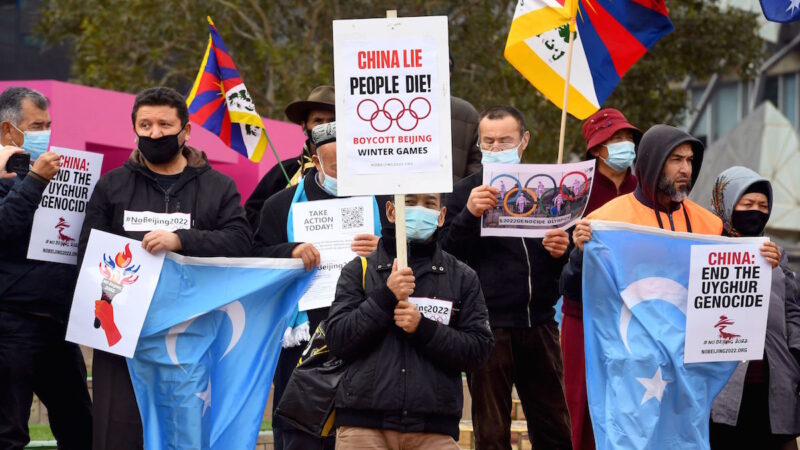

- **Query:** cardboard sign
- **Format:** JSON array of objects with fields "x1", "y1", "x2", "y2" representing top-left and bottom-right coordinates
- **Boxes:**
[
  {"x1": 333, "y1": 15, "x2": 452, "y2": 196},
  {"x1": 27, "y1": 147, "x2": 103, "y2": 264},
  {"x1": 66, "y1": 230, "x2": 165, "y2": 357},
  {"x1": 292, "y1": 196, "x2": 376, "y2": 310},
  {"x1": 684, "y1": 244, "x2": 772, "y2": 363},
  {"x1": 481, "y1": 160, "x2": 596, "y2": 238}
]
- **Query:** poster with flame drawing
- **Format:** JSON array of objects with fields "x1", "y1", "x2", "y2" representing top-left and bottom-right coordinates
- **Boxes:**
[{"x1": 66, "y1": 229, "x2": 165, "y2": 357}]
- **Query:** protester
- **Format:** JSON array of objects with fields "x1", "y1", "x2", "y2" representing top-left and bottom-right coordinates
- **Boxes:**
[
  {"x1": 78, "y1": 86, "x2": 251, "y2": 450},
  {"x1": 440, "y1": 105, "x2": 573, "y2": 450},
  {"x1": 326, "y1": 192, "x2": 493, "y2": 450},
  {"x1": 244, "y1": 85, "x2": 335, "y2": 229},
  {"x1": 709, "y1": 166, "x2": 800, "y2": 450},
  {"x1": 0, "y1": 86, "x2": 92, "y2": 450},
  {"x1": 561, "y1": 108, "x2": 641, "y2": 450},
  {"x1": 449, "y1": 54, "x2": 482, "y2": 181},
  {"x1": 253, "y1": 121, "x2": 382, "y2": 450}
]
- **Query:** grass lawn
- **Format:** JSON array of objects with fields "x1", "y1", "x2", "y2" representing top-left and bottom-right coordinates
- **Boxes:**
[{"x1": 28, "y1": 423, "x2": 55, "y2": 441}]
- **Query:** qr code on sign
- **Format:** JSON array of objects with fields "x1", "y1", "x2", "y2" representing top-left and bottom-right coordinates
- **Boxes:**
[{"x1": 341, "y1": 206, "x2": 365, "y2": 230}]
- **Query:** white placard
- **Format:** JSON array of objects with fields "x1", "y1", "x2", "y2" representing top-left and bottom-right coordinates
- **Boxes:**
[
  {"x1": 684, "y1": 244, "x2": 772, "y2": 363},
  {"x1": 409, "y1": 297, "x2": 453, "y2": 325},
  {"x1": 481, "y1": 160, "x2": 596, "y2": 238},
  {"x1": 66, "y1": 230, "x2": 165, "y2": 357},
  {"x1": 334, "y1": 16, "x2": 452, "y2": 196},
  {"x1": 123, "y1": 211, "x2": 192, "y2": 232},
  {"x1": 292, "y1": 196, "x2": 376, "y2": 310},
  {"x1": 27, "y1": 147, "x2": 103, "y2": 265}
]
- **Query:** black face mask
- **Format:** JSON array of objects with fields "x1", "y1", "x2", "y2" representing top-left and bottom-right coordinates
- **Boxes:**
[
  {"x1": 731, "y1": 210, "x2": 769, "y2": 237},
  {"x1": 137, "y1": 127, "x2": 185, "y2": 165}
]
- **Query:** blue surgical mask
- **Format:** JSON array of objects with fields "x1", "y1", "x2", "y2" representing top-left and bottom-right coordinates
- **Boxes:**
[
  {"x1": 404, "y1": 206, "x2": 440, "y2": 242},
  {"x1": 481, "y1": 147, "x2": 520, "y2": 165},
  {"x1": 601, "y1": 141, "x2": 635, "y2": 173},
  {"x1": 13, "y1": 125, "x2": 51, "y2": 161},
  {"x1": 318, "y1": 160, "x2": 338, "y2": 197}
]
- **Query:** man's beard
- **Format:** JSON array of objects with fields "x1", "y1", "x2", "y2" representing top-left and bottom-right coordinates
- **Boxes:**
[{"x1": 658, "y1": 174, "x2": 691, "y2": 202}]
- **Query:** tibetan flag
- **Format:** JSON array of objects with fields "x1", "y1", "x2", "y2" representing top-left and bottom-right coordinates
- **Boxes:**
[
  {"x1": 186, "y1": 17, "x2": 268, "y2": 162},
  {"x1": 760, "y1": 0, "x2": 800, "y2": 22},
  {"x1": 505, "y1": 0, "x2": 674, "y2": 119}
]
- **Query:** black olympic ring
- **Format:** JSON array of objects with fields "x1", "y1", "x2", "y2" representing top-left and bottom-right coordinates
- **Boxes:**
[{"x1": 356, "y1": 97, "x2": 431, "y2": 132}]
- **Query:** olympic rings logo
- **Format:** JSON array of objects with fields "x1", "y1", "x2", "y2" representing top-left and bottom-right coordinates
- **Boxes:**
[
  {"x1": 357, "y1": 97, "x2": 431, "y2": 132},
  {"x1": 559, "y1": 171, "x2": 589, "y2": 201}
]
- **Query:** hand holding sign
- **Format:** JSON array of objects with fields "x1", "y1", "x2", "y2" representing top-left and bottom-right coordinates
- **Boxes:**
[
  {"x1": 141, "y1": 230, "x2": 183, "y2": 254},
  {"x1": 32, "y1": 151, "x2": 61, "y2": 180},
  {"x1": 387, "y1": 259, "x2": 415, "y2": 301},
  {"x1": 760, "y1": 240, "x2": 781, "y2": 269},
  {"x1": 351, "y1": 233, "x2": 379, "y2": 256},
  {"x1": 543, "y1": 229, "x2": 569, "y2": 258},
  {"x1": 467, "y1": 185, "x2": 499, "y2": 217},
  {"x1": 394, "y1": 299, "x2": 422, "y2": 333}
]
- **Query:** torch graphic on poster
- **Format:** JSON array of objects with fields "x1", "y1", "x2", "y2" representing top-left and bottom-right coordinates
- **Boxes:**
[{"x1": 94, "y1": 243, "x2": 140, "y2": 346}]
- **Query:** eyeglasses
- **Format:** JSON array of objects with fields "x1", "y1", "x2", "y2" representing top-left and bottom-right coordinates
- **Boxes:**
[{"x1": 477, "y1": 142, "x2": 520, "y2": 152}]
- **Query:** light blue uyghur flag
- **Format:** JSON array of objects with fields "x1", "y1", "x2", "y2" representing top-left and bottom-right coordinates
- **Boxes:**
[
  {"x1": 583, "y1": 221, "x2": 763, "y2": 450},
  {"x1": 127, "y1": 254, "x2": 314, "y2": 450}
]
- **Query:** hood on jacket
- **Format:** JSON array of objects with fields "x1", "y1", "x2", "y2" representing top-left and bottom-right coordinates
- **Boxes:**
[
  {"x1": 128, "y1": 145, "x2": 210, "y2": 169},
  {"x1": 634, "y1": 124, "x2": 704, "y2": 205},
  {"x1": 711, "y1": 166, "x2": 773, "y2": 236}
]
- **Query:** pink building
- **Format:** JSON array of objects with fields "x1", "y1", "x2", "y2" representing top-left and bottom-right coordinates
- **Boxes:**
[{"x1": 0, "y1": 80, "x2": 306, "y2": 201}]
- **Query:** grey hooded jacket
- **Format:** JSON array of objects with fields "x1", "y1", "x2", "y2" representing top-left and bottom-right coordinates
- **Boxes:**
[{"x1": 710, "y1": 166, "x2": 800, "y2": 434}]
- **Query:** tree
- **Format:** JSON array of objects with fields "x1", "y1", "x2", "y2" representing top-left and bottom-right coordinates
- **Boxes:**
[{"x1": 36, "y1": 0, "x2": 763, "y2": 162}]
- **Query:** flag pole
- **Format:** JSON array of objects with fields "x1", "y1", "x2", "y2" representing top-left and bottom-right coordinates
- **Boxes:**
[
  {"x1": 557, "y1": 18, "x2": 577, "y2": 165},
  {"x1": 386, "y1": 8, "x2": 408, "y2": 269}
]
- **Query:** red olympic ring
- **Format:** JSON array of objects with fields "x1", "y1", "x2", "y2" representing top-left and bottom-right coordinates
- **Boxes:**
[
  {"x1": 559, "y1": 171, "x2": 589, "y2": 201},
  {"x1": 356, "y1": 97, "x2": 431, "y2": 132}
]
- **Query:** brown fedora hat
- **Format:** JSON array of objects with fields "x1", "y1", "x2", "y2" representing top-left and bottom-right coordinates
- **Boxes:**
[{"x1": 284, "y1": 85, "x2": 335, "y2": 124}]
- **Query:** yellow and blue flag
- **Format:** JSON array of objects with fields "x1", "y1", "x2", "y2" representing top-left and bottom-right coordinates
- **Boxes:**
[
  {"x1": 127, "y1": 254, "x2": 314, "y2": 449},
  {"x1": 186, "y1": 17, "x2": 269, "y2": 162},
  {"x1": 505, "y1": 0, "x2": 674, "y2": 119}
]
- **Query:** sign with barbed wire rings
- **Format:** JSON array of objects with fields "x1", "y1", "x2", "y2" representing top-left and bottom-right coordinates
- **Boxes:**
[
  {"x1": 333, "y1": 16, "x2": 452, "y2": 196},
  {"x1": 481, "y1": 160, "x2": 597, "y2": 238}
]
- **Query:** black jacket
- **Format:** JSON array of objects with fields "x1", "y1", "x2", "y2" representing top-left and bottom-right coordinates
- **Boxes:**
[
  {"x1": 78, "y1": 146, "x2": 252, "y2": 263},
  {"x1": 326, "y1": 232, "x2": 493, "y2": 439},
  {"x1": 439, "y1": 170, "x2": 568, "y2": 327},
  {"x1": 244, "y1": 142, "x2": 312, "y2": 230},
  {"x1": 0, "y1": 173, "x2": 77, "y2": 321}
]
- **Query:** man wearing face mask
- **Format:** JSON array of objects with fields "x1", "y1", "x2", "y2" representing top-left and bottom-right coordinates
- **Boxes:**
[
  {"x1": 79, "y1": 86, "x2": 252, "y2": 450},
  {"x1": 244, "y1": 85, "x2": 335, "y2": 229},
  {"x1": 254, "y1": 122, "x2": 383, "y2": 450},
  {"x1": 326, "y1": 192, "x2": 493, "y2": 449},
  {"x1": 440, "y1": 105, "x2": 573, "y2": 450},
  {"x1": 560, "y1": 108, "x2": 641, "y2": 450},
  {"x1": 0, "y1": 86, "x2": 92, "y2": 450}
]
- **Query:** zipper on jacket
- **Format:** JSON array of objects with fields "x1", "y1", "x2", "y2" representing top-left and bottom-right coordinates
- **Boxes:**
[
  {"x1": 164, "y1": 191, "x2": 170, "y2": 213},
  {"x1": 521, "y1": 238, "x2": 532, "y2": 327}
]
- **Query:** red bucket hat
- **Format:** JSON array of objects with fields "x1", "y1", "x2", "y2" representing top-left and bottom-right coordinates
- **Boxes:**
[{"x1": 581, "y1": 108, "x2": 642, "y2": 155}]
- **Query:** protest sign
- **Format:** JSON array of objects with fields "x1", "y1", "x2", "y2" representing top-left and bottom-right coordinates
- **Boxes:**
[
  {"x1": 292, "y1": 196, "x2": 375, "y2": 310},
  {"x1": 66, "y1": 230, "x2": 165, "y2": 357},
  {"x1": 481, "y1": 160, "x2": 595, "y2": 238},
  {"x1": 684, "y1": 243, "x2": 772, "y2": 363},
  {"x1": 27, "y1": 147, "x2": 103, "y2": 264},
  {"x1": 333, "y1": 15, "x2": 452, "y2": 196}
]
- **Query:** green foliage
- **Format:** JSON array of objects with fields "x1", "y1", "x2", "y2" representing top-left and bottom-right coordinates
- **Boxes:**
[{"x1": 36, "y1": 0, "x2": 763, "y2": 162}]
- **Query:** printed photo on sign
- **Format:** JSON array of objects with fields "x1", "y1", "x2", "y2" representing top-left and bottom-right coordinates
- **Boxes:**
[
  {"x1": 481, "y1": 160, "x2": 595, "y2": 238},
  {"x1": 333, "y1": 16, "x2": 452, "y2": 196},
  {"x1": 27, "y1": 147, "x2": 103, "y2": 265},
  {"x1": 292, "y1": 196, "x2": 376, "y2": 311},
  {"x1": 684, "y1": 243, "x2": 772, "y2": 363},
  {"x1": 66, "y1": 230, "x2": 165, "y2": 358}
]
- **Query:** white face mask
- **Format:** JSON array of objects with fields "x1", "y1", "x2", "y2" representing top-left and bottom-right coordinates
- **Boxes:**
[{"x1": 317, "y1": 158, "x2": 338, "y2": 196}]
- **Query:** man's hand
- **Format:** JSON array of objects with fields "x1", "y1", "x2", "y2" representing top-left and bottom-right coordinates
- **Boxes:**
[
  {"x1": 543, "y1": 229, "x2": 569, "y2": 258},
  {"x1": 31, "y1": 151, "x2": 60, "y2": 181},
  {"x1": 141, "y1": 230, "x2": 183, "y2": 254},
  {"x1": 0, "y1": 146, "x2": 23, "y2": 179},
  {"x1": 760, "y1": 240, "x2": 781, "y2": 269},
  {"x1": 351, "y1": 233, "x2": 379, "y2": 256},
  {"x1": 387, "y1": 259, "x2": 415, "y2": 301},
  {"x1": 572, "y1": 219, "x2": 592, "y2": 252},
  {"x1": 394, "y1": 300, "x2": 422, "y2": 334},
  {"x1": 466, "y1": 185, "x2": 499, "y2": 217},
  {"x1": 291, "y1": 242, "x2": 320, "y2": 271}
]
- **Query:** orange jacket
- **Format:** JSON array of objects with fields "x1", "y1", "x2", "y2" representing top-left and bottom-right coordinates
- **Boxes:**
[{"x1": 587, "y1": 192, "x2": 722, "y2": 235}]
